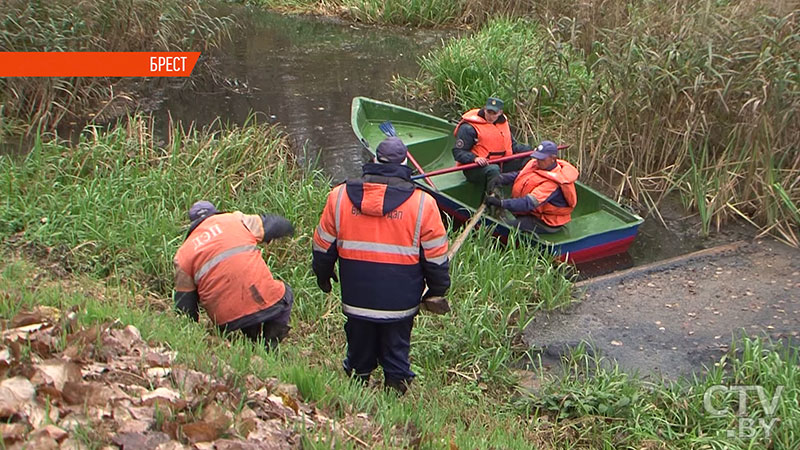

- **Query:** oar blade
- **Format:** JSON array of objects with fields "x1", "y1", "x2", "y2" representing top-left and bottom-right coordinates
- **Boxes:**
[{"x1": 378, "y1": 120, "x2": 397, "y2": 137}]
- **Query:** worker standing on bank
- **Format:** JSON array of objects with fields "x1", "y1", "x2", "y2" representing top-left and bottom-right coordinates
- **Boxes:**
[{"x1": 312, "y1": 137, "x2": 451, "y2": 394}]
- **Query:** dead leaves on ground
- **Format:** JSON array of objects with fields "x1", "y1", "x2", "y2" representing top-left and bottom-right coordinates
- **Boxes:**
[{"x1": 0, "y1": 306, "x2": 371, "y2": 449}]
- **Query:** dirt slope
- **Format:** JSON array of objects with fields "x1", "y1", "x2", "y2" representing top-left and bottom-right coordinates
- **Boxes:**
[{"x1": 524, "y1": 239, "x2": 800, "y2": 379}]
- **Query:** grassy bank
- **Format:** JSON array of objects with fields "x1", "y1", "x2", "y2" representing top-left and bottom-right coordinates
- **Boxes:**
[
  {"x1": 393, "y1": 4, "x2": 799, "y2": 246},
  {"x1": 245, "y1": 0, "x2": 534, "y2": 27},
  {"x1": 0, "y1": 0, "x2": 232, "y2": 134},
  {"x1": 1, "y1": 118, "x2": 579, "y2": 446},
  {"x1": 3, "y1": 254, "x2": 798, "y2": 447}
]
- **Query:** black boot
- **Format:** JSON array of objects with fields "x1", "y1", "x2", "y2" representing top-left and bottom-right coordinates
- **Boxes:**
[
  {"x1": 384, "y1": 377, "x2": 412, "y2": 395},
  {"x1": 263, "y1": 324, "x2": 291, "y2": 350},
  {"x1": 344, "y1": 365, "x2": 370, "y2": 386}
]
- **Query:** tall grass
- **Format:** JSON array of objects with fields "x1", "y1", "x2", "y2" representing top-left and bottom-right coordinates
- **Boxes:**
[
  {"x1": 0, "y1": 0, "x2": 232, "y2": 132},
  {"x1": 394, "y1": 17, "x2": 589, "y2": 135},
  {"x1": 394, "y1": 1, "x2": 799, "y2": 245},
  {"x1": 570, "y1": 0, "x2": 799, "y2": 245},
  {"x1": 0, "y1": 116, "x2": 318, "y2": 293},
  {"x1": 247, "y1": 0, "x2": 539, "y2": 27},
  {"x1": 519, "y1": 337, "x2": 799, "y2": 448}
]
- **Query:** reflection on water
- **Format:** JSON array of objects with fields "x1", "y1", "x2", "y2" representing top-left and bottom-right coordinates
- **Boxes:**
[{"x1": 154, "y1": 10, "x2": 449, "y2": 183}]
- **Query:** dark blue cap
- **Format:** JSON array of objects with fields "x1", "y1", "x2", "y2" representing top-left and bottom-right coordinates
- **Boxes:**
[{"x1": 531, "y1": 140, "x2": 558, "y2": 160}]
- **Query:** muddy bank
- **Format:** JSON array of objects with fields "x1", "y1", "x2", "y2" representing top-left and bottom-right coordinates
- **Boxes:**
[{"x1": 525, "y1": 239, "x2": 800, "y2": 379}]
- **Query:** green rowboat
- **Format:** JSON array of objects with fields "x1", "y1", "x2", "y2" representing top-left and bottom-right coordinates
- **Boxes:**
[{"x1": 351, "y1": 97, "x2": 643, "y2": 263}]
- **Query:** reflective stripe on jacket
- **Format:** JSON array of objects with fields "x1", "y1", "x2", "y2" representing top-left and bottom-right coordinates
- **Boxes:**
[
  {"x1": 511, "y1": 159, "x2": 580, "y2": 227},
  {"x1": 174, "y1": 212, "x2": 286, "y2": 325},
  {"x1": 454, "y1": 108, "x2": 512, "y2": 164},
  {"x1": 313, "y1": 164, "x2": 450, "y2": 322}
]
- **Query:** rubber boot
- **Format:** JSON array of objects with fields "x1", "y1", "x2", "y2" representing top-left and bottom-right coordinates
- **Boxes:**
[
  {"x1": 343, "y1": 365, "x2": 371, "y2": 387},
  {"x1": 384, "y1": 377, "x2": 412, "y2": 396},
  {"x1": 264, "y1": 324, "x2": 291, "y2": 350}
]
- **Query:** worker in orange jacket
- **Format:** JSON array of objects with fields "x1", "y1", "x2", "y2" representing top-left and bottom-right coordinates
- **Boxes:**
[
  {"x1": 452, "y1": 97, "x2": 532, "y2": 190},
  {"x1": 173, "y1": 201, "x2": 294, "y2": 348},
  {"x1": 485, "y1": 140, "x2": 579, "y2": 233},
  {"x1": 312, "y1": 137, "x2": 451, "y2": 394}
]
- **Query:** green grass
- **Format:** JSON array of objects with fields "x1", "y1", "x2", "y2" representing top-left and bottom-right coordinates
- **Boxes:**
[
  {"x1": 245, "y1": 0, "x2": 536, "y2": 27},
  {"x1": 395, "y1": 17, "x2": 590, "y2": 128},
  {"x1": 4, "y1": 252, "x2": 798, "y2": 448},
  {"x1": 519, "y1": 338, "x2": 800, "y2": 448}
]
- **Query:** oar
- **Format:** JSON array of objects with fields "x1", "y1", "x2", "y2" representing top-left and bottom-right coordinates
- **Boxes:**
[
  {"x1": 421, "y1": 203, "x2": 488, "y2": 315},
  {"x1": 410, "y1": 144, "x2": 570, "y2": 181},
  {"x1": 378, "y1": 121, "x2": 437, "y2": 190}
]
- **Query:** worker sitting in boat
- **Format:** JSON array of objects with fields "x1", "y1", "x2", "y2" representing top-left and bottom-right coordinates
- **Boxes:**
[
  {"x1": 484, "y1": 140, "x2": 579, "y2": 234},
  {"x1": 452, "y1": 97, "x2": 531, "y2": 191}
]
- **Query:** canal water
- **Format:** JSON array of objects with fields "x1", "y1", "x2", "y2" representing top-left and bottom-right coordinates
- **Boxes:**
[{"x1": 152, "y1": 10, "x2": 449, "y2": 184}]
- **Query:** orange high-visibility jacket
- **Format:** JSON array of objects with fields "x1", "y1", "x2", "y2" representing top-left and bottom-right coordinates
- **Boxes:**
[
  {"x1": 511, "y1": 159, "x2": 579, "y2": 227},
  {"x1": 313, "y1": 165, "x2": 450, "y2": 322},
  {"x1": 454, "y1": 108, "x2": 513, "y2": 164},
  {"x1": 174, "y1": 212, "x2": 286, "y2": 326}
]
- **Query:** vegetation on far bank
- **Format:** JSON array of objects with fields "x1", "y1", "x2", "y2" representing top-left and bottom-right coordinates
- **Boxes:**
[
  {"x1": 0, "y1": 0, "x2": 232, "y2": 134},
  {"x1": 391, "y1": 2, "x2": 799, "y2": 247},
  {"x1": 245, "y1": 0, "x2": 799, "y2": 246},
  {"x1": 2, "y1": 120, "x2": 799, "y2": 447},
  {"x1": 244, "y1": 0, "x2": 529, "y2": 27}
]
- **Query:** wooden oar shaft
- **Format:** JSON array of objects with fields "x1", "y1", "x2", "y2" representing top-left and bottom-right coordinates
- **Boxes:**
[
  {"x1": 411, "y1": 144, "x2": 570, "y2": 181},
  {"x1": 447, "y1": 203, "x2": 487, "y2": 259},
  {"x1": 421, "y1": 203, "x2": 487, "y2": 315}
]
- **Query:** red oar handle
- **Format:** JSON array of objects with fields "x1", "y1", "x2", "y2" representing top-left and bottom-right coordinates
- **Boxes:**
[{"x1": 411, "y1": 144, "x2": 570, "y2": 180}]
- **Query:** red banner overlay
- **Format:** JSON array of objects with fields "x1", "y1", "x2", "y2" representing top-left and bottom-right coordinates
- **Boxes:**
[{"x1": 0, "y1": 52, "x2": 201, "y2": 77}]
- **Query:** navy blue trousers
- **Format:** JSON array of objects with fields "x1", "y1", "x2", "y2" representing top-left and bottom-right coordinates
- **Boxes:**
[{"x1": 342, "y1": 316, "x2": 415, "y2": 383}]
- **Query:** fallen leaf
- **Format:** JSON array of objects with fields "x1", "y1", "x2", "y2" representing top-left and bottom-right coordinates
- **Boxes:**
[
  {"x1": 117, "y1": 419, "x2": 152, "y2": 434},
  {"x1": 32, "y1": 359, "x2": 82, "y2": 391},
  {"x1": 112, "y1": 431, "x2": 170, "y2": 450},
  {"x1": 63, "y1": 381, "x2": 127, "y2": 406},
  {"x1": 201, "y1": 403, "x2": 231, "y2": 432},
  {"x1": 22, "y1": 400, "x2": 60, "y2": 428},
  {"x1": 30, "y1": 424, "x2": 68, "y2": 442},
  {"x1": 146, "y1": 368, "x2": 172, "y2": 379},
  {"x1": 141, "y1": 387, "x2": 181, "y2": 405},
  {"x1": 0, "y1": 376, "x2": 35, "y2": 418},
  {"x1": 0, "y1": 423, "x2": 27, "y2": 443},
  {"x1": 247, "y1": 419, "x2": 292, "y2": 443},
  {"x1": 10, "y1": 306, "x2": 60, "y2": 328},
  {"x1": 154, "y1": 441, "x2": 188, "y2": 450},
  {"x1": 182, "y1": 422, "x2": 219, "y2": 443},
  {"x1": 58, "y1": 413, "x2": 90, "y2": 432},
  {"x1": 20, "y1": 435, "x2": 59, "y2": 450}
]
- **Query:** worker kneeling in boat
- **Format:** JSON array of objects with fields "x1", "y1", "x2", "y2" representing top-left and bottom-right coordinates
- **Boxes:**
[
  {"x1": 484, "y1": 140, "x2": 579, "y2": 234},
  {"x1": 173, "y1": 201, "x2": 295, "y2": 348}
]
